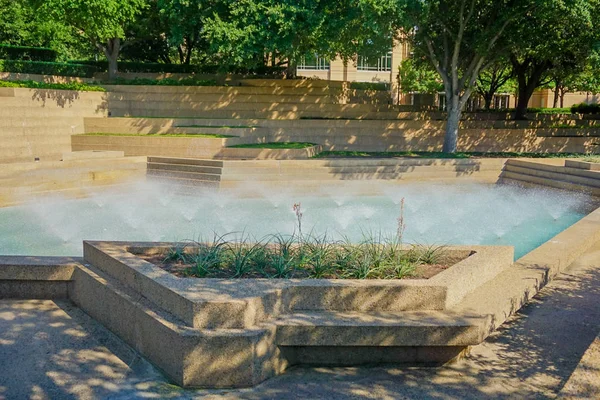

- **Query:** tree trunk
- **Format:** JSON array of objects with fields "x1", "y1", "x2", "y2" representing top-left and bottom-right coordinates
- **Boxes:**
[
  {"x1": 483, "y1": 92, "x2": 493, "y2": 110},
  {"x1": 177, "y1": 45, "x2": 185, "y2": 64},
  {"x1": 285, "y1": 58, "x2": 297, "y2": 79},
  {"x1": 444, "y1": 94, "x2": 461, "y2": 153},
  {"x1": 104, "y1": 38, "x2": 121, "y2": 81},
  {"x1": 553, "y1": 87, "x2": 560, "y2": 108},
  {"x1": 560, "y1": 89, "x2": 565, "y2": 108}
]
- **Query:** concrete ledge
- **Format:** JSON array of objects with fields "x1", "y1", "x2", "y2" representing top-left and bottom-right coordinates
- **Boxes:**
[
  {"x1": 565, "y1": 159, "x2": 600, "y2": 171},
  {"x1": 0, "y1": 256, "x2": 79, "y2": 299},
  {"x1": 83, "y1": 241, "x2": 511, "y2": 330},
  {"x1": 215, "y1": 145, "x2": 322, "y2": 160},
  {"x1": 62, "y1": 150, "x2": 125, "y2": 161}
]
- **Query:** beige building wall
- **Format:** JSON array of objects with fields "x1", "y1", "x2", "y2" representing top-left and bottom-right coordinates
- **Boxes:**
[{"x1": 297, "y1": 40, "x2": 411, "y2": 86}]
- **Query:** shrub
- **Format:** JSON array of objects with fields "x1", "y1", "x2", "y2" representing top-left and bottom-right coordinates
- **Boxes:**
[
  {"x1": 571, "y1": 103, "x2": 600, "y2": 115},
  {"x1": 0, "y1": 80, "x2": 105, "y2": 92},
  {"x1": 109, "y1": 77, "x2": 216, "y2": 86},
  {"x1": 0, "y1": 44, "x2": 57, "y2": 62},
  {"x1": 527, "y1": 107, "x2": 572, "y2": 114},
  {"x1": 0, "y1": 60, "x2": 98, "y2": 77},
  {"x1": 69, "y1": 60, "x2": 286, "y2": 76}
]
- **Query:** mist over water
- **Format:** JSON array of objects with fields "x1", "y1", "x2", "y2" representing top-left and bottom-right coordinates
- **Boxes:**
[{"x1": 0, "y1": 181, "x2": 595, "y2": 259}]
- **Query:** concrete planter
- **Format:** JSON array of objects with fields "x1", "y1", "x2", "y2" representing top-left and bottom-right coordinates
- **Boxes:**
[{"x1": 70, "y1": 241, "x2": 511, "y2": 387}]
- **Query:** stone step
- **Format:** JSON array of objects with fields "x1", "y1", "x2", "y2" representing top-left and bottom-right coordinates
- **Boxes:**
[
  {"x1": 107, "y1": 93, "x2": 346, "y2": 105},
  {"x1": 500, "y1": 171, "x2": 600, "y2": 195},
  {"x1": 504, "y1": 164, "x2": 600, "y2": 188},
  {"x1": 147, "y1": 157, "x2": 224, "y2": 167},
  {"x1": 146, "y1": 175, "x2": 220, "y2": 190},
  {"x1": 146, "y1": 169, "x2": 222, "y2": 182},
  {"x1": 147, "y1": 161, "x2": 222, "y2": 174},
  {"x1": 275, "y1": 310, "x2": 488, "y2": 347}
]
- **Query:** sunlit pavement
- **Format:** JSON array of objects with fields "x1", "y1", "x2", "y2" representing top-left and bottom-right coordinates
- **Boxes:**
[{"x1": 1, "y1": 243, "x2": 600, "y2": 399}]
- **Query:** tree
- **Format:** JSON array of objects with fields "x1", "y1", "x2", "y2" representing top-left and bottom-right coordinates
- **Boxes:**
[
  {"x1": 158, "y1": 0, "x2": 214, "y2": 65},
  {"x1": 40, "y1": 0, "x2": 146, "y2": 79},
  {"x1": 545, "y1": 49, "x2": 600, "y2": 108},
  {"x1": 403, "y1": 0, "x2": 527, "y2": 152},
  {"x1": 509, "y1": 0, "x2": 600, "y2": 119},
  {"x1": 0, "y1": 0, "x2": 91, "y2": 60},
  {"x1": 121, "y1": 0, "x2": 172, "y2": 64},
  {"x1": 203, "y1": 0, "x2": 403, "y2": 76},
  {"x1": 397, "y1": 58, "x2": 442, "y2": 94},
  {"x1": 476, "y1": 59, "x2": 514, "y2": 110}
]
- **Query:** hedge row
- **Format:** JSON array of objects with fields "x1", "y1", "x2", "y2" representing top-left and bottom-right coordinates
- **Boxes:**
[
  {"x1": 109, "y1": 77, "x2": 217, "y2": 86},
  {"x1": 571, "y1": 103, "x2": 600, "y2": 114},
  {"x1": 0, "y1": 79, "x2": 105, "y2": 92},
  {"x1": 0, "y1": 44, "x2": 57, "y2": 62},
  {"x1": 69, "y1": 60, "x2": 286, "y2": 76},
  {"x1": 0, "y1": 60, "x2": 98, "y2": 77}
]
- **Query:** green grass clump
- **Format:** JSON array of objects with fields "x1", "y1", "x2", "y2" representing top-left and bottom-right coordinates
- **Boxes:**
[
  {"x1": 80, "y1": 132, "x2": 235, "y2": 138},
  {"x1": 0, "y1": 79, "x2": 105, "y2": 92},
  {"x1": 228, "y1": 142, "x2": 317, "y2": 149},
  {"x1": 581, "y1": 155, "x2": 600, "y2": 163},
  {"x1": 159, "y1": 231, "x2": 450, "y2": 280},
  {"x1": 313, "y1": 151, "x2": 591, "y2": 159}
]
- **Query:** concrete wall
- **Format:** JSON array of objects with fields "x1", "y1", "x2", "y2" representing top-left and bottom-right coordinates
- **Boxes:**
[
  {"x1": 84, "y1": 117, "x2": 600, "y2": 155},
  {"x1": 0, "y1": 156, "x2": 146, "y2": 207},
  {"x1": 0, "y1": 87, "x2": 107, "y2": 164}
]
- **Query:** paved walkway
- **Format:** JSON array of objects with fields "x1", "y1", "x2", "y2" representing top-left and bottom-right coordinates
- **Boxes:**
[{"x1": 1, "y1": 243, "x2": 600, "y2": 400}]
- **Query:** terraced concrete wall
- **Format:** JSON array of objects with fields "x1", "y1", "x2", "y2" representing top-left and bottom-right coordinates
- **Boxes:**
[
  {"x1": 84, "y1": 117, "x2": 600, "y2": 154},
  {"x1": 0, "y1": 88, "x2": 107, "y2": 163}
]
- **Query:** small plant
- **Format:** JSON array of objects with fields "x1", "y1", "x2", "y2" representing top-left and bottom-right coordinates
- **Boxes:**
[
  {"x1": 302, "y1": 232, "x2": 335, "y2": 278},
  {"x1": 163, "y1": 243, "x2": 189, "y2": 264},
  {"x1": 191, "y1": 233, "x2": 228, "y2": 277},
  {"x1": 226, "y1": 232, "x2": 263, "y2": 278},
  {"x1": 411, "y1": 244, "x2": 447, "y2": 265}
]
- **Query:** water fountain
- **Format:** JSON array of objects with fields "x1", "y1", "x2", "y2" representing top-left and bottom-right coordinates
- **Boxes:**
[{"x1": 0, "y1": 180, "x2": 595, "y2": 259}]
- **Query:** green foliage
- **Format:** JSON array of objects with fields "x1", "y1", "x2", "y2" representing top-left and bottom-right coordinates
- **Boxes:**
[
  {"x1": 397, "y1": 58, "x2": 442, "y2": 94},
  {"x1": 110, "y1": 77, "x2": 217, "y2": 86},
  {"x1": 69, "y1": 60, "x2": 285, "y2": 76},
  {"x1": 161, "y1": 231, "x2": 447, "y2": 280},
  {"x1": 0, "y1": 80, "x2": 105, "y2": 91},
  {"x1": 203, "y1": 0, "x2": 403, "y2": 74},
  {"x1": 81, "y1": 133, "x2": 235, "y2": 138},
  {"x1": 0, "y1": 0, "x2": 91, "y2": 61},
  {"x1": 40, "y1": 0, "x2": 147, "y2": 45},
  {"x1": 314, "y1": 151, "x2": 589, "y2": 159},
  {"x1": 509, "y1": 0, "x2": 600, "y2": 117},
  {"x1": 0, "y1": 44, "x2": 57, "y2": 61},
  {"x1": 571, "y1": 103, "x2": 600, "y2": 115},
  {"x1": 527, "y1": 107, "x2": 572, "y2": 114},
  {"x1": 0, "y1": 60, "x2": 98, "y2": 77}
]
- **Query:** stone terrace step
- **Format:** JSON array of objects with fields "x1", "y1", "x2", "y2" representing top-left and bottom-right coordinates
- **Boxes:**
[
  {"x1": 147, "y1": 161, "x2": 222, "y2": 175},
  {"x1": 147, "y1": 169, "x2": 221, "y2": 182},
  {"x1": 147, "y1": 157, "x2": 224, "y2": 167},
  {"x1": 504, "y1": 164, "x2": 600, "y2": 188},
  {"x1": 275, "y1": 311, "x2": 488, "y2": 347}
]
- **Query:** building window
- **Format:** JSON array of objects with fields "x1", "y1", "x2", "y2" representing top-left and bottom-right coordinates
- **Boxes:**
[
  {"x1": 298, "y1": 54, "x2": 330, "y2": 70},
  {"x1": 357, "y1": 51, "x2": 392, "y2": 72}
]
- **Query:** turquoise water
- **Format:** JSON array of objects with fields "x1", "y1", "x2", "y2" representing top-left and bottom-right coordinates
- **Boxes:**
[{"x1": 0, "y1": 182, "x2": 595, "y2": 259}]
